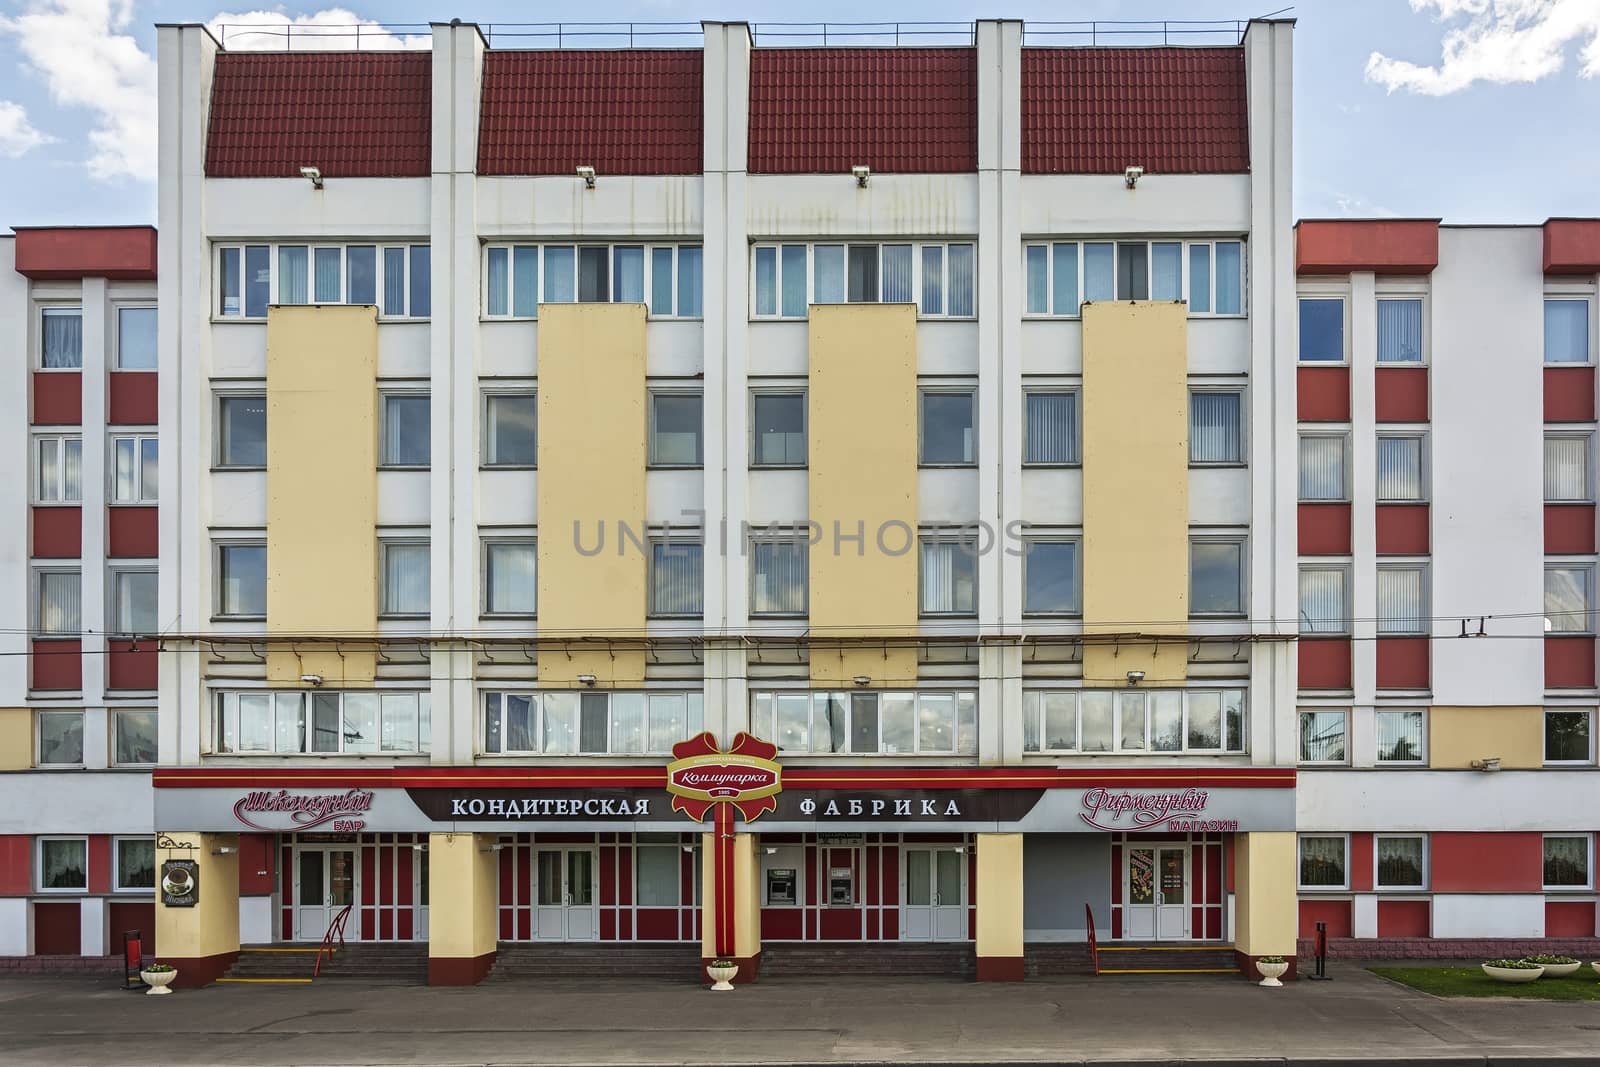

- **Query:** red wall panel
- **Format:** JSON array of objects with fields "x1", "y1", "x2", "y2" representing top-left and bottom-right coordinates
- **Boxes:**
[
  {"x1": 1546, "y1": 636, "x2": 1597, "y2": 689},
  {"x1": 1431, "y1": 833, "x2": 1542, "y2": 892},
  {"x1": 1299, "y1": 639, "x2": 1352, "y2": 691},
  {"x1": 31, "y1": 371, "x2": 81, "y2": 425},
  {"x1": 108, "y1": 507, "x2": 158, "y2": 559},
  {"x1": 1545, "y1": 900, "x2": 1596, "y2": 937},
  {"x1": 634, "y1": 909, "x2": 680, "y2": 940},
  {"x1": 31, "y1": 507, "x2": 81, "y2": 559},
  {"x1": 1375, "y1": 638, "x2": 1430, "y2": 690},
  {"x1": 108, "y1": 372, "x2": 157, "y2": 425},
  {"x1": 1544, "y1": 219, "x2": 1600, "y2": 275},
  {"x1": 88, "y1": 835, "x2": 111, "y2": 895},
  {"x1": 820, "y1": 908, "x2": 863, "y2": 940},
  {"x1": 1297, "y1": 899, "x2": 1351, "y2": 938},
  {"x1": 1349, "y1": 833, "x2": 1374, "y2": 892},
  {"x1": 1545, "y1": 366, "x2": 1596, "y2": 423},
  {"x1": 1375, "y1": 505, "x2": 1429, "y2": 555},
  {"x1": 1297, "y1": 366, "x2": 1350, "y2": 422},
  {"x1": 237, "y1": 834, "x2": 275, "y2": 895},
  {"x1": 759, "y1": 908, "x2": 803, "y2": 941},
  {"x1": 107, "y1": 641, "x2": 158, "y2": 692},
  {"x1": 1298, "y1": 503, "x2": 1352, "y2": 555},
  {"x1": 1296, "y1": 219, "x2": 1439, "y2": 275},
  {"x1": 1377, "y1": 900, "x2": 1430, "y2": 937},
  {"x1": 1374, "y1": 367, "x2": 1429, "y2": 422},
  {"x1": 0, "y1": 836, "x2": 32, "y2": 894},
  {"x1": 32, "y1": 639, "x2": 82, "y2": 691},
  {"x1": 14, "y1": 226, "x2": 157, "y2": 280},
  {"x1": 1545, "y1": 504, "x2": 1596, "y2": 555},
  {"x1": 108, "y1": 902, "x2": 156, "y2": 956},
  {"x1": 33, "y1": 901, "x2": 82, "y2": 955}
]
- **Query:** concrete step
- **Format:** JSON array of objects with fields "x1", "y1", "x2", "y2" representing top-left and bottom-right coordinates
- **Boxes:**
[
  {"x1": 486, "y1": 943, "x2": 702, "y2": 982},
  {"x1": 223, "y1": 944, "x2": 428, "y2": 982},
  {"x1": 1024, "y1": 943, "x2": 1096, "y2": 977},
  {"x1": 761, "y1": 942, "x2": 974, "y2": 979},
  {"x1": 1095, "y1": 942, "x2": 1237, "y2": 974}
]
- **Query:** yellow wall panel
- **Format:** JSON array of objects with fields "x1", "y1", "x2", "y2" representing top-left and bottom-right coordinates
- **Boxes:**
[
  {"x1": 1427, "y1": 706, "x2": 1543, "y2": 769},
  {"x1": 265, "y1": 305, "x2": 378, "y2": 685},
  {"x1": 808, "y1": 304, "x2": 918, "y2": 687},
  {"x1": 427, "y1": 832, "x2": 497, "y2": 961},
  {"x1": 154, "y1": 832, "x2": 240, "y2": 959},
  {"x1": 975, "y1": 832, "x2": 1024, "y2": 958},
  {"x1": 1080, "y1": 302, "x2": 1189, "y2": 685},
  {"x1": 537, "y1": 304, "x2": 647, "y2": 686},
  {"x1": 1233, "y1": 831, "x2": 1296, "y2": 957},
  {"x1": 0, "y1": 709, "x2": 32, "y2": 771}
]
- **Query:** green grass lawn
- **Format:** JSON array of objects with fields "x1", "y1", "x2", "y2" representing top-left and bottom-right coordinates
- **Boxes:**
[{"x1": 1370, "y1": 965, "x2": 1600, "y2": 1001}]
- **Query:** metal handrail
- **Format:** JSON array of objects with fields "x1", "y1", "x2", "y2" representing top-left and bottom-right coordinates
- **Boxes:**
[
  {"x1": 1086, "y1": 903, "x2": 1099, "y2": 975},
  {"x1": 313, "y1": 903, "x2": 353, "y2": 979}
]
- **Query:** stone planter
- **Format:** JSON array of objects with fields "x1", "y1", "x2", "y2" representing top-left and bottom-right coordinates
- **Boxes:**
[
  {"x1": 140, "y1": 969, "x2": 177, "y2": 995},
  {"x1": 1256, "y1": 960, "x2": 1289, "y2": 988},
  {"x1": 706, "y1": 963, "x2": 738, "y2": 991},
  {"x1": 1539, "y1": 961, "x2": 1582, "y2": 978},
  {"x1": 1481, "y1": 963, "x2": 1542, "y2": 983}
]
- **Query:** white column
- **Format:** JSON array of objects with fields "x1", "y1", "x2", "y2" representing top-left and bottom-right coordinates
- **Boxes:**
[
  {"x1": 79, "y1": 895, "x2": 107, "y2": 957},
  {"x1": 1352, "y1": 893, "x2": 1378, "y2": 938},
  {"x1": 0, "y1": 240, "x2": 30, "y2": 700},
  {"x1": 80, "y1": 276, "x2": 109, "y2": 713},
  {"x1": 1350, "y1": 272, "x2": 1378, "y2": 710}
]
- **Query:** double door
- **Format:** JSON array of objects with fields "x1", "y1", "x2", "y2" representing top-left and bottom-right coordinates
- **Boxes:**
[
  {"x1": 535, "y1": 847, "x2": 597, "y2": 940},
  {"x1": 1124, "y1": 845, "x2": 1189, "y2": 940},
  {"x1": 902, "y1": 847, "x2": 966, "y2": 940},
  {"x1": 294, "y1": 847, "x2": 356, "y2": 942}
]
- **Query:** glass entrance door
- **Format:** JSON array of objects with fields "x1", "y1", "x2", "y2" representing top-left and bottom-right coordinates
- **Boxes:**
[
  {"x1": 902, "y1": 848, "x2": 965, "y2": 940},
  {"x1": 293, "y1": 848, "x2": 356, "y2": 941},
  {"x1": 1124, "y1": 845, "x2": 1189, "y2": 940},
  {"x1": 534, "y1": 847, "x2": 597, "y2": 940}
]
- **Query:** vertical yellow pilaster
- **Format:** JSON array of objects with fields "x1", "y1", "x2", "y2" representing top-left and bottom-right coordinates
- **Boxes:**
[
  {"x1": 0, "y1": 708, "x2": 32, "y2": 770},
  {"x1": 427, "y1": 832, "x2": 498, "y2": 985},
  {"x1": 975, "y1": 832, "x2": 1024, "y2": 981},
  {"x1": 700, "y1": 830, "x2": 761, "y2": 981},
  {"x1": 1234, "y1": 831, "x2": 1299, "y2": 979},
  {"x1": 153, "y1": 832, "x2": 240, "y2": 986}
]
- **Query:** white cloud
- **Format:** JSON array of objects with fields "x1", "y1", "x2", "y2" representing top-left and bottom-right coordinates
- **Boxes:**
[
  {"x1": 0, "y1": 100, "x2": 53, "y2": 158},
  {"x1": 1366, "y1": 0, "x2": 1600, "y2": 95},
  {"x1": 206, "y1": 9, "x2": 430, "y2": 51}
]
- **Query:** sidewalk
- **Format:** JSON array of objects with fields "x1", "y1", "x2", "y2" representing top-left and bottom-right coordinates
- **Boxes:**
[{"x1": 1, "y1": 963, "x2": 1598, "y2": 1066}]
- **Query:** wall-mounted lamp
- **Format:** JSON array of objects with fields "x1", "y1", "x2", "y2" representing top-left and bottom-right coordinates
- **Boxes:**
[
  {"x1": 576, "y1": 164, "x2": 596, "y2": 189},
  {"x1": 852, "y1": 675, "x2": 872, "y2": 687},
  {"x1": 1124, "y1": 165, "x2": 1144, "y2": 189},
  {"x1": 1472, "y1": 757, "x2": 1502, "y2": 773},
  {"x1": 411, "y1": 843, "x2": 428, "y2": 852},
  {"x1": 764, "y1": 847, "x2": 778, "y2": 855},
  {"x1": 577, "y1": 674, "x2": 598, "y2": 687},
  {"x1": 851, "y1": 164, "x2": 871, "y2": 188},
  {"x1": 479, "y1": 842, "x2": 507, "y2": 853},
  {"x1": 681, "y1": 844, "x2": 695, "y2": 853},
  {"x1": 301, "y1": 673, "x2": 324, "y2": 687},
  {"x1": 211, "y1": 845, "x2": 237, "y2": 856},
  {"x1": 1125, "y1": 670, "x2": 1145, "y2": 687},
  {"x1": 952, "y1": 846, "x2": 966, "y2": 855},
  {"x1": 300, "y1": 165, "x2": 323, "y2": 190}
]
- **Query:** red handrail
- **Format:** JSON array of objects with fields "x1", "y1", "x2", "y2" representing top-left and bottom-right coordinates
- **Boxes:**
[
  {"x1": 313, "y1": 903, "x2": 353, "y2": 979},
  {"x1": 1085, "y1": 903, "x2": 1099, "y2": 976}
]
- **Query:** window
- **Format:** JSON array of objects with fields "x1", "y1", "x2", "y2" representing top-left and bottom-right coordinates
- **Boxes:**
[
  {"x1": 1298, "y1": 434, "x2": 1348, "y2": 501},
  {"x1": 35, "y1": 435, "x2": 82, "y2": 503},
  {"x1": 1190, "y1": 539, "x2": 1245, "y2": 616},
  {"x1": 1376, "y1": 298, "x2": 1424, "y2": 363},
  {"x1": 752, "y1": 690, "x2": 977, "y2": 756},
  {"x1": 215, "y1": 690, "x2": 430, "y2": 754},
  {"x1": 40, "y1": 307, "x2": 82, "y2": 368},
  {"x1": 483, "y1": 690, "x2": 702, "y2": 755},
  {"x1": 381, "y1": 393, "x2": 430, "y2": 467},
  {"x1": 113, "y1": 709, "x2": 158, "y2": 765},
  {"x1": 649, "y1": 392, "x2": 703, "y2": 467},
  {"x1": 1376, "y1": 709, "x2": 1426, "y2": 763},
  {"x1": 1023, "y1": 239, "x2": 1243, "y2": 316},
  {"x1": 1298, "y1": 835, "x2": 1348, "y2": 889},
  {"x1": 1545, "y1": 708, "x2": 1594, "y2": 764},
  {"x1": 1023, "y1": 689, "x2": 1247, "y2": 754},
  {"x1": 1545, "y1": 434, "x2": 1591, "y2": 502},
  {"x1": 1189, "y1": 391, "x2": 1243, "y2": 465},
  {"x1": 1023, "y1": 539, "x2": 1080, "y2": 616},
  {"x1": 1376, "y1": 434, "x2": 1427, "y2": 502},
  {"x1": 752, "y1": 392, "x2": 806, "y2": 467},
  {"x1": 1543, "y1": 835, "x2": 1591, "y2": 889},
  {"x1": 753, "y1": 242, "x2": 974, "y2": 319},
  {"x1": 114, "y1": 838, "x2": 156, "y2": 891},
  {"x1": 1299, "y1": 566, "x2": 1350, "y2": 635},
  {"x1": 750, "y1": 538, "x2": 807, "y2": 616},
  {"x1": 650, "y1": 539, "x2": 703, "y2": 617},
  {"x1": 920, "y1": 536, "x2": 977, "y2": 616},
  {"x1": 35, "y1": 569, "x2": 81, "y2": 636},
  {"x1": 637, "y1": 841, "x2": 683, "y2": 906},
  {"x1": 111, "y1": 435, "x2": 158, "y2": 503},
  {"x1": 216, "y1": 543, "x2": 267, "y2": 618},
  {"x1": 1375, "y1": 835, "x2": 1426, "y2": 889},
  {"x1": 381, "y1": 540, "x2": 429, "y2": 616},
  {"x1": 1377, "y1": 564, "x2": 1428, "y2": 635},
  {"x1": 1298, "y1": 710, "x2": 1347, "y2": 764},
  {"x1": 38, "y1": 838, "x2": 87, "y2": 891},
  {"x1": 217, "y1": 243, "x2": 429, "y2": 318},
  {"x1": 1545, "y1": 298, "x2": 1591, "y2": 364},
  {"x1": 111, "y1": 306, "x2": 159, "y2": 370},
  {"x1": 111, "y1": 568, "x2": 157, "y2": 636},
  {"x1": 38, "y1": 711, "x2": 83, "y2": 765},
  {"x1": 484, "y1": 392, "x2": 537, "y2": 467},
  {"x1": 484, "y1": 243, "x2": 702, "y2": 317},
  {"x1": 217, "y1": 395, "x2": 266, "y2": 468},
  {"x1": 483, "y1": 540, "x2": 535, "y2": 616},
  {"x1": 1299, "y1": 298, "x2": 1345, "y2": 362},
  {"x1": 1546, "y1": 564, "x2": 1593, "y2": 634},
  {"x1": 1024, "y1": 391, "x2": 1079, "y2": 465},
  {"x1": 921, "y1": 390, "x2": 975, "y2": 466}
]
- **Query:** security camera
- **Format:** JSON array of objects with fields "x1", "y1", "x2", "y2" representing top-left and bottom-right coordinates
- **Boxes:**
[
  {"x1": 576, "y1": 165, "x2": 596, "y2": 189},
  {"x1": 851, "y1": 165, "x2": 871, "y2": 188},
  {"x1": 300, "y1": 673, "x2": 323, "y2": 687},
  {"x1": 1126, "y1": 670, "x2": 1146, "y2": 686},
  {"x1": 1124, "y1": 165, "x2": 1144, "y2": 189},
  {"x1": 299, "y1": 166, "x2": 323, "y2": 189}
]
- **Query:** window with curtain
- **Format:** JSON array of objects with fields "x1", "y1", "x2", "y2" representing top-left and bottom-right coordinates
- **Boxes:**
[
  {"x1": 482, "y1": 691, "x2": 701, "y2": 755},
  {"x1": 1377, "y1": 565, "x2": 1427, "y2": 635},
  {"x1": 35, "y1": 570, "x2": 80, "y2": 635},
  {"x1": 1545, "y1": 298, "x2": 1591, "y2": 364},
  {"x1": 753, "y1": 242, "x2": 972, "y2": 318},
  {"x1": 40, "y1": 307, "x2": 82, "y2": 369},
  {"x1": 217, "y1": 395, "x2": 267, "y2": 467},
  {"x1": 652, "y1": 247, "x2": 675, "y2": 316},
  {"x1": 277, "y1": 245, "x2": 309, "y2": 304},
  {"x1": 752, "y1": 392, "x2": 805, "y2": 466},
  {"x1": 881, "y1": 244, "x2": 913, "y2": 303},
  {"x1": 313, "y1": 246, "x2": 342, "y2": 302},
  {"x1": 1190, "y1": 539, "x2": 1244, "y2": 616},
  {"x1": 216, "y1": 690, "x2": 429, "y2": 755},
  {"x1": 920, "y1": 244, "x2": 945, "y2": 314},
  {"x1": 39, "y1": 838, "x2": 87, "y2": 890},
  {"x1": 346, "y1": 245, "x2": 377, "y2": 305},
  {"x1": 1188, "y1": 244, "x2": 1212, "y2": 313},
  {"x1": 677, "y1": 247, "x2": 703, "y2": 316},
  {"x1": 1376, "y1": 836, "x2": 1425, "y2": 887},
  {"x1": 112, "y1": 435, "x2": 158, "y2": 504},
  {"x1": 919, "y1": 537, "x2": 977, "y2": 615},
  {"x1": 112, "y1": 570, "x2": 157, "y2": 635},
  {"x1": 116, "y1": 307, "x2": 157, "y2": 370},
  {"x1": 1298, "y1": 710, "x2": 1347, "y2": 763},
  {"x1": 382, "y1": 541, "x2": 429, "y2": 616},
  {"x1": 1376, "y1": 435, "x2": 1426, "y2": 501},
  {"x1": 382, "y1": 247, "x2": 408, "y2": 316},
  {"x1": 1544, "y1": 435, "x2": 1591, "y2": 502},
  {"x1": 484, "y1": 393, "x2": 537, "y2": 466},
  {"x1": 1299, "y1": 297, "x2": 1344, "y2": 362},
  {"x1": 1189, "y1": 392, "x2": 1242, "y2": 464},
  {"x1": 1543, "y1": 836, "x2": 1589, "y2": 887},
  {"x1": 1022, "y1": 689, "x2": 1248, "y2": 755},
  {"x1": 114, "y1": 709, "x2": 157, "y2": 764},
  {"x1": 921, "y1": 391, "x2": 976, "y2": 465},
  {"x1": 1027, "y1": 239, "x2": 1240, "y2": 315},
  {"x1": 650, "y1": 541, "x2": 703, "y2": 617},
  {"x1": 1298, "y1": 836, "x2": 1347, "y2": 888},
  {"x1": 1544, "y1": 709, "x2": 1593, "y2": 763},
  {"x1": 1547, "y1": 565, "x2": 1593, "y2": 633},
  {"x1": 750, "y1": 539, "x2": 807, "y2": 615},
  {"x1": 1150, "y1": 242, "x2": 1182, "y2": 300},
  {"x1": 35, "y1": 435, "x2": 82, "y2": 503},
  {"x1": 750, "y1": 690, "x2": 976, "y2": 756},
  {"x1": 1376, "y1": 298, "x2": 1424, "y2": 362},
  {"x1": 484, "y1": 540, "x2": 535, "y2": 615},
  {"x1": 486, "y1": 243, "x2": 705, "y2": 313},
  {"x1": 613, "y1": 246, "x2": 645, "y2": 303},
  {"x1": 1024, "y1": 391, "x2": 1078, "y2": 464},
  {"x1": 1299, "y1": 566, "x2": 1349, "y2": 634},
  {"x1": 38, "y1": 711, "x2": 83, "y2": 765},
  {"x1": 382, "y1": 394, "x2": 430, "y2": 467},
  {"x1": 813, "y1": 245, "x2": 845, "y2": 303},
  {"x1": 543, "y1": 246, "x2": 576, "y2": 302},
  {"x1": 115, "y1": 838, "x2": 156, "y2": 890},
  {"x1": 217, "y1": 543, "x2": 266, "y2": 617},
  {"x1": 1023, "y1": 540, "x2": 1078, "y2": 615},
  {"x1": 1298, "y1": 435, "x2": 1347, "y2": 500},
  {"x1": 1376, "y1": 709, "x2": 1425, "y2": 762},
  {"x1": 649, "y1": 393, "x2": 703, "y2": 467},
  {"x1": 780, "y1": 245, "x2": 807, "y2": 317}
]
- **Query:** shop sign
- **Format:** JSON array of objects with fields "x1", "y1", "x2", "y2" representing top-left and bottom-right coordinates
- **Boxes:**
[
  {"x1": 666, "y1": 732, "x2": 783, "y2": 821},
  {"x1": 233, "y1": 788, "x2": 375, "y2": 832},
  {"x1": 160, "y1": 859, "x2": 199, "y2": 907},
  {"x1": 406, "y1": 788, "x2": 667, "y2": 822},
  {"x1": 774, "y1": 789, "x2": 1043, "y2": 823},
  {"x1": 1076, "y1": 788, "x2": 1239, "y2": 833}
]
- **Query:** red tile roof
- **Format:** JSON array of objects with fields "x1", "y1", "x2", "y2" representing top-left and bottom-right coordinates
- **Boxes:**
[
  {"x1": 478, "y1": 50, "x2": 703, "y2": 175},
  {"x1": 748, "y1": 48, "x2": 977, "y2": 174},
  {"x1": 1022, "y1": 47, "x2": 1249, "y2": 175},
  {"x1": 205, "y1": 52, "x2": 431, "y2": 178}
]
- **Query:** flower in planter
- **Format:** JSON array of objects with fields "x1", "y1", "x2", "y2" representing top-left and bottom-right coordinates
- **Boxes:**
[
  {"x1": 1522, "y1": 954, "x2": 1578, "y2": 965},
  {"x1": 141, "y1": 963, "x2": 176, "y2": 973},
  {"x1": 709, "y1": 959, "x2": 734, "y2": 969},
  {"x1": 1482, "y1": 958, "x2": 1540, "y2": 969},
  {"x1": 1257, "y1": 956, "x2": 1285, "y2": 965}
]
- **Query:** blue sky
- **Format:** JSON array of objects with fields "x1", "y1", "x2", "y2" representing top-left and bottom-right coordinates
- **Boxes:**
[{"x1": 0, "y1": 0, "x2": 1597, "y2": 228}]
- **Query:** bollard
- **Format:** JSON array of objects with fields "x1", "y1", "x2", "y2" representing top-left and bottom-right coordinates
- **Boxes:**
[{"x1": 1308, "y1": 919, "x2": 1332, "y2": 981}]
